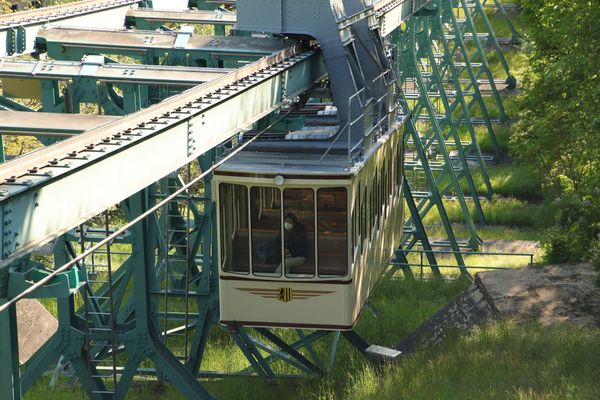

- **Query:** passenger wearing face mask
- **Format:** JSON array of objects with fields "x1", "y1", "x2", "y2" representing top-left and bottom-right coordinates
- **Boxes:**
[{"x1": 281, "y1": 212, "x2": 308, "y2": 271}]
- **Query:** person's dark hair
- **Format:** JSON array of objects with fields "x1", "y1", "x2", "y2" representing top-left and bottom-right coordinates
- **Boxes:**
[{"x1": 284, "y1": 213, "x2": 297, "y2": 224}]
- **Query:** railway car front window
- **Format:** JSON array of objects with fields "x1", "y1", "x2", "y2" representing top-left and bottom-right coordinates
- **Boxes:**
[
  {"x1": 250, "y1": 186, "x2": 282, "y2": 276},
  {"x1": 317, "y1": 188, "x2": 348, "y2": 277},
  {"x1": 219, "y1": 183, "x2": 249, "y2": 274},
  {"x1": 283, "y1": 188, "x2": 315, "y2": 278}
]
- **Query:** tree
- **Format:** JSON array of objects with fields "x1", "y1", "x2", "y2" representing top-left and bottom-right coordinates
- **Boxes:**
[{"x1": 511, "y1": 0, "x2": 600, "y2": 269}]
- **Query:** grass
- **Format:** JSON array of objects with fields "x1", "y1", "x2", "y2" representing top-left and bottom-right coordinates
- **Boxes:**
[
  {"x1": 25, "y1": 321, "x2": 600, "y2": 399},
  {"x1": 422, "y1": 197, "x2": 555, "y2": 228},
  {"x1": 24, "y1": 276, "x2": 470, "y2": 400},
  {"x1": 425, "y1": 223, "x2": 543, "y2": 241},
  {"x1": 345, "y1": 322, "x2": 600, "y2": 400},
  {"x1": 460, "y1": 164, "x2": 543, "y2": 201}
]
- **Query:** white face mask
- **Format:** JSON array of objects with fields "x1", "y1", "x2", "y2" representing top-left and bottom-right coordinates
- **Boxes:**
[{"x1": 284, "y1": 222, "x2": 293, "y2": 231}]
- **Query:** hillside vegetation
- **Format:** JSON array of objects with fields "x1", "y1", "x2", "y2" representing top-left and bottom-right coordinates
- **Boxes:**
[{"x1": 511, "y1": 0, "x2": 600, "y2": 273}]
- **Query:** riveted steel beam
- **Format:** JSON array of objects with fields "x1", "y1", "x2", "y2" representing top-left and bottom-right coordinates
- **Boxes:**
[
  {"x1": 0, "y1": 57, "x2": 231, "y2": 86},
  {"x1": 126, "y1": 8, "x2": 236, "y2": 30},
  {"x1": 0, "y1": 0, "x2": 140, "y2": 57},
  {"x1": 36, "y1": 26, "x2": 296, "y2": 67},
  {"x1": 0, "y1": 111, "x2": 121, "y2": 137}
]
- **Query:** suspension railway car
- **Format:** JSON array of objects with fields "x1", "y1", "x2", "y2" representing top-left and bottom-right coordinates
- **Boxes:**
[{"x1": 214, "y1": 120, "x2": 405, "y2": 330}]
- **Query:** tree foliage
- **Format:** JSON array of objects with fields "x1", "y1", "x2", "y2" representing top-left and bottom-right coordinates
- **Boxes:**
[
  {"x1": 511, "y1": 0, "x2": 600, "y2": 268},
  {"x1": 512, "y1": 0, "x2": 600, "y2": 197}
]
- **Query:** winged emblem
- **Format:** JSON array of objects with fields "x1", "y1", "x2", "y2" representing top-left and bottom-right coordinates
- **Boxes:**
[{"x1": 235, "y1": 288, "x2": 334, "y2": 302}]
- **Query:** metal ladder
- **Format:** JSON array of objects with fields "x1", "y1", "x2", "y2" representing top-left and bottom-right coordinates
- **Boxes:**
[
  {"x1": 82, "y1": 211, "x2": 119, "y2": 399},
  {"x1": 161, "y1": 168, "x2": 193, "y2": 365}
]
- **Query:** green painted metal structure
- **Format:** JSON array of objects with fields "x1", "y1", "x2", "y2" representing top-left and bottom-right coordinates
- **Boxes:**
[{"x1": 0, "y1": 0, "x2": 519, "y2": 398}]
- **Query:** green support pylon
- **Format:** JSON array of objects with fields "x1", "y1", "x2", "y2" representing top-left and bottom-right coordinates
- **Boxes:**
[
  {"x1": 0, "y1": 299, "x2": 21, "y2": 400},
  {"x1": 468, "y1": 0, "x2": 514, "y2": 84},
  {"x1": 429, "y1": 7, "x2": 501, "y2": 172},
  {"x1": 437, "y1": 0, "x2": 503, "y2": 158},
  {"x1": 122, "y1": 189, "x2": 216, "y2": 400},
  {"x1": 444, "y1": 0, "x2": 509, "y2": 122},
  {"x1": 399, "y1": 18, "x2": 483, "y2": 249},
  {"x1": 483, "y1": 0, "x2": 521, "y2": 45},
  {"x1": 386, "y1": 33, "x2": 472, "y2": 269},
  {"x1": 413, "y1": 18, "x2": 489, "y2": 226},
  {"x1": 401, "y1": 115, "x2": 470, "y2": 271}
]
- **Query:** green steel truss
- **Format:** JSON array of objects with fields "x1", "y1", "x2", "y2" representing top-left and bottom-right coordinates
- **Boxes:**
[{"x1": 392, "y1": 0, "x2": 515, "y2": 271}]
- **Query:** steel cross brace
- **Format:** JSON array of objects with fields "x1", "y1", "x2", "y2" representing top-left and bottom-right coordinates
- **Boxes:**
[
  {"x1": 399, "y1": 19, "x2": 483, "y2": 249},
  {"x1": 482, "y1": 0, "x2": 521, "y2": 45},
  {"x1": 428, "y1": 8, "x2": 502, "y2": 163},
  {"x1": 413, "y1": 17, "x2": 490, "y2": 226},
  {"x1": 397, "y1": 178, "x2": 440, "y2": 278},
  {"x1": 400, "y1": 110, "x2": 469, "y2": 269},
  {"x1": 447, "y1": 0, "x2": 513, "y2": 82},
  {"x1": 439, "y1": 0, "x2": 509, "y2": 122},
  {"x1": 465, "y1": 0, "x2": 512, "y2": 79}
]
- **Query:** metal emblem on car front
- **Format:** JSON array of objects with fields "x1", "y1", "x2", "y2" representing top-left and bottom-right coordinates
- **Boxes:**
[{"x1": 278, "y1": 287, "x2": 293, "y2": 302}]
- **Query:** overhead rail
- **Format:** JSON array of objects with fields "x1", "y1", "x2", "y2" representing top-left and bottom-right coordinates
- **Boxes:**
[
  {"x1": 0, "y1": 45, "x2": 325, "y2": 267},
  {"x1": 126, "y1": 8, "x2": 236, "y2": 29},
  {"x1": 0, "y1": 111, "x2": 121, "y2": 137},
  {"x1": 0, "y1": 56, "x2": 232, "y2": 86},
  {"x1": 0, "y1": 0, "x2": 140, "y2": 56},
  {"x1": 35, "y1": 26, "x2": 296, "y2": 66}
]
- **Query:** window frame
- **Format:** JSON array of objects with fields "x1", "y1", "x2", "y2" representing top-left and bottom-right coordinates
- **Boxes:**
[
  {"x1": 250, "y1": 186, "x2": 283, "y2": 278},
  {"x1": 218, "y1": 182, "x2": 250, "y2": 275},
  {"x1": 316, "y1": 187, "x2": 348, "y2": 278},
  {"x1": 283, "y1": 187, "x2": 316, "y2": 279}
]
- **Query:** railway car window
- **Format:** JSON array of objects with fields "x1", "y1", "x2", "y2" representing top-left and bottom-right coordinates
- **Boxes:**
[
  {"x1": 396, "y1": 145, "x2": 402, "y2": 191},
  {"x1": 353, "y1": 184, "x2": 361, "y2": 255},
  {"x1": 381, "y1": 163, "x2": 386, "y2": 217},
  {"x1": 250, "y1": 186, "x2": 281, "y2": 276},
  {"x1": 360, "y1": 189, "x2": 366, "y2": 253},
  {"x1": 219, "y1": 184, "x2": 249, "y2": 274},
  {"x1": 371, "y1": 174, "x2": 376, "y2": 237},
  {"x1": 388, "y1": 157, "x2": 393, "y2": 206},
  {"x1": 376, "y1": 170, "x2": 381, "y2": 227},
  {"x1": 283, "y1": 188, "x2": 315, "y2": 277},
  {"x1": 317, "y1": 188, "x2": 348, "y2": 276}
]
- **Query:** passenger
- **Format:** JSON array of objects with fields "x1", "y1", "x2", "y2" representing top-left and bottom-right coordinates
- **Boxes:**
[
  {"x1": 282, "y1": 213, "x2": 307, "y2": 269},
  {"x1": 272, "y1": 213, "x2": 307, "y2": 274}
]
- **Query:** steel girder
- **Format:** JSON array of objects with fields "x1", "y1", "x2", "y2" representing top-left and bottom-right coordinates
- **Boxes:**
[
  {"x1": 125, "y1": 8, "x2": 235, "y2": 34},
  {"x1": 35, "y1": 27, "x2": 293, "y2": 68},
  {"x1": 0, "y1": 112, "x2": 121, "y2": 137},
  {"x1": 0, "y1": 0, "x2": 140, "y2": 57},
  {"x1": 0, "y1": 57, "x2": 231, "y2": 118}
]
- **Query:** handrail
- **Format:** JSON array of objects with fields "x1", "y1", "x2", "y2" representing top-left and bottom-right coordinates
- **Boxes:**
[{"x1": 393, "y1": 248, "x2": 536, "y2": 279}]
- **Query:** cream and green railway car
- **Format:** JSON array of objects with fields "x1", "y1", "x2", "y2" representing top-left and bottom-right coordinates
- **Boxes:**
[{"x1": 214, "y1": 120, "x2": 404, "y2": 330}]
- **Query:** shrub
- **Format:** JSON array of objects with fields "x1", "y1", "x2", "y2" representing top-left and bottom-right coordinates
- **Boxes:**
[{"x1": 541, "y1": 195, "x2": 600, "y2": 265}]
